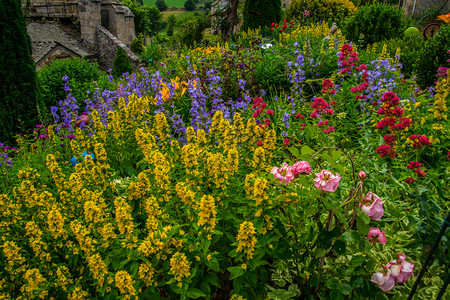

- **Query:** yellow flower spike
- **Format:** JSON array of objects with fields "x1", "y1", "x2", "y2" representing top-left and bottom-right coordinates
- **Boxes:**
[
  {"x1": 170, "y1": 252, "x2": 191, "y2": 284},
  {"x1": 236, "y1": 221, "x2": 257, "y2": 259}
]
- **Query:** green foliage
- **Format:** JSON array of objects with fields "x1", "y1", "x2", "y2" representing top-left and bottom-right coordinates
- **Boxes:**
[
  {"x1": 178, "y1": 16, "x2": 209, "y2": 48},
  {"x1": 343, "y1": 4, "x2": 404, "y2": 48},
  {"x1": 37, "y1": 58, "x2": 102, "y2": 121},
  {"x1": 166, "y1": 14, "x2": 177, "y2": 36},
  {"x1": 123, "y1": 0, "x2": 163, "y2": 36},
  {"x1": 155, "y1": 0, "x2": 168, "y2": 11},
  {"x1": 131, "y1": 33, "x2": 146, "y2": 54},
  {"x1": 113, "y1": 47, "x2": 134, "y2": 78},
  {"x1": 414, "y1": 25, "x2": 450, "y2": 88},
  {"x1": 0, "y1": 0, "x2": 38, "y2": 144},
  {"x1": 241, "y1": 0, "x2": 282, "y2": 32},
  {"x1": 143, "y1": 39, "x2": 165, "y2": 63},
  {"x1": 184, "y1": 0, "x2": 196, "y2": 11},
  {"x1": 288, "y1": 0, "x2": 357, "y2": 24}
]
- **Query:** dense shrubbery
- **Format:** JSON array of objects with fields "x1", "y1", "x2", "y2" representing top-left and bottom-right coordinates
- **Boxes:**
[
  {"x1": 113, "y1": 47, "x2": 134, "y2": 78},
  {"x1": 414, "y1": 24, "x2": 450, "y2": 88},
  {"x1": 343, "y1": 4, "x2": 404, "y2": 48},
  {"x1": 38, "y1": 58, "x2": 102, "y2": 115},
  {"x1": 288, "y1": 0, "x2": 357, "y2": 24},
  {"x1": 241, "y1": 0, "x2": 282, "y2": 32}
]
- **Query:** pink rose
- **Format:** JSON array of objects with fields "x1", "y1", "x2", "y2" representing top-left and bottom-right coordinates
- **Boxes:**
[
  {"x1": 385, "y1": 254, "x2": 414, "y2": 283},
  {"x1": 313, "y1": 170, "x2": 341, "y2": 193},
  {"x1": 371, "y1": 272, "x2": 395, "y2": 292},
  {"x1": 271, "y1": 162, "x2": 294, "y2": 184},
  {"x1": 367, "y1": 227, "x2": 387, "y2": 244},
  {"x1": 358, "y1": 171, "x2": 367, "y2": 181},
  {"x1": 361, "y1": 192, "x2": 384, "y2": 220},
  {"x1": 292, "y1": 161, "x2": 312, "y2": 176}
]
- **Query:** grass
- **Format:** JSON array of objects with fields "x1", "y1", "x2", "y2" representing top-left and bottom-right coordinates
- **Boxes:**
[
  {"x1": 143, "y1": 0, "x2": 187, "y2": 8},
  {"x1": 161, "y1": 10, "x2": 197, "y2": 20}
]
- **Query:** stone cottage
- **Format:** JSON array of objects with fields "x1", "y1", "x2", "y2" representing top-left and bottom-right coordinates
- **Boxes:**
[{"x1": 24, "y1": 0, "x2": 139, "y2": 71}]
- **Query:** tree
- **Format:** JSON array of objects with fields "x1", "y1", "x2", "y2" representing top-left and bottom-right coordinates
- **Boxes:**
[
  {"x1": 241, "y1": 0, "x2": 281, "y2": 32},
  {"x1": 0, "y1": 0, "x2": 39, "y2": 144},
  {"x1": 122, "y1": 0, "x2": 162, "y2": 37},
  {"x1": 155, "y1": 0, "x2": 168, "y2": 11},
  {"x1": 184, "y1": 0, "x2": 196, "y2": 11},
  {"x1": 112, "y1": 47, "x2": 133, "y2": 78},
  {"x1": 213, "y1": 0, "x2": 240, "y2": 42},
  {"x1": 166, "y1": 14, "x2": 177, "y2": 36}
]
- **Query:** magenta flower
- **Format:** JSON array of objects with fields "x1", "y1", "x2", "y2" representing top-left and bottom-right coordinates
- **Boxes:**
[
  {"x1": 271, "y1": 162, "x2": 294, "y2": 185},
  {"x1": 361, "y1": 192, "x2": 384, "y2": 220},
  {"x1": 313, "y1": 170, "x2": 341, "y2": 193},
  {"x1": 367, "y1": 227, "x2": 387, "y2": 244},
  {"x1": 371, "y1": 272, "x2": 395, "y2": 292},
  {"x1": 292, "y1": 161, "x2": 312, "y2": 176},
  {"x1": 385, "y1": 254, "x2": 414, "y2": 283}
]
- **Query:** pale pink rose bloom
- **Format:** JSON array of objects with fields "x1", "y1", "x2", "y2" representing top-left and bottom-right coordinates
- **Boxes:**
[
  {"x1": 358, "y1": 170, "x2": 367, "y2": 180},
  {"x1": 361, "y1": 192, "x2": 384, "y2": 220},
  {"x1": 371, "y1": 272, "x2": 395, "y2": 292},
  {"x1": 271, "y1": 162, "x2": 295, "y2": 184},
  {"x1": 386, "y1": 254, "x2": 414, "y2": 283},
  {"x1": 292, "y1": 161, "x2": 312, "y2": 175},
  {"x1": 313, "y1": 170, "x2": 341, "y2": 193},
  {"x1": 367, "y1": 227, "x2": 387, "y2": 244}
]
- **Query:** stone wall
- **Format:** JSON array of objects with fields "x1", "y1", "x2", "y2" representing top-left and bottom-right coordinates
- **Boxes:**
[
  {"x1": 79, "y1": 0, "x2": 102, "y2": 48},
  {"x1": 97, "y1": 25, "x2": 139, "y2": 71},
  {"x1": 402, "y1": 0, "x2": 449, "y2": 16},
  {"x1": 102, "y1": 3, "x2": 135, "y2": 45},
  {"x1": 25, "y1": 0, "x2": 79, "y2": 18}
]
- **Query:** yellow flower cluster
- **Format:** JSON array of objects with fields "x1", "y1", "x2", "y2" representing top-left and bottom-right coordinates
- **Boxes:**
[
  {"x1": 115, "y1": 270, "x2": 136, "y2": 296},
  {"x1": 236, "y1": 221, "x2": 257, "y2": 259},
  {"x1": 197, "y1": 195, "x2": 217, "y2": 234},
  {"x1": 430, "y1": 72, "x2": 449, "y2": 120},
  {"x1": 170, "y1": 252, "x2": 191, "y2": 286},
  {"x1": 21, "y1": 268, "x2": 47, "y2": 298}
]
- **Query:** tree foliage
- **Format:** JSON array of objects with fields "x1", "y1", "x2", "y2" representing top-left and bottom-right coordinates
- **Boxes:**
[
  {"x1": 0, "y1": 0, "x2": 39, "y2": 144},
  {"x1": 112, "y1": 47, "x2": 133, "y2": 78},
  {"x1": 155, "y1": 0, "x2": 168, "y2": 12},
  {"x1": 184, "y1": 0, "x2": 196, "y2": 11},
  {"x1": 241, "y1": 0, "x2": 281, "y2": 32},
  {"x1": 122, "y1": 0, "x2": 162, "y2": 37}
]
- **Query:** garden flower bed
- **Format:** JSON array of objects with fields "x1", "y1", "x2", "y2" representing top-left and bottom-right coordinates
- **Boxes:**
[{"x1": 0, "y1": 20, "x2": 449, "y2": 300}]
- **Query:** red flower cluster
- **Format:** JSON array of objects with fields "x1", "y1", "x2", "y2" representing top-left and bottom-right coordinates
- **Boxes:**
[
  {"x1": 375, "y1": 144, "x2": 396, "y2": 158},
  {"x1": 311, "y1": 97, "x2": 334, "y2": 117},
  {"x1": 271, "y1": 19, "x2": 294, "y2": 32},
  {"x1": 407, "y1": 161, "x2": 427, "y2": 178},
  {"x1": 339, "y1": 44, "x2": 360, "y2": 75},
  {"x1": 375, "y1": 92, "x2": 411, "y2": 131},
  {"x1": 321, "y1": 79, "x2": 336, "y2": 95},
  {"x1": 405, "y1": 177, "x2": 415, "y2": 184},
  {"x1": 323, "y1": 126, "x2": 335, "y2": 134},
  {"x1": 295, "y1": 113, "x2": 305, "y2": 119},
  {"x1": 408, "y1": 134, "x2": 431, "y2": 149},
  {"x1": 252, "y1": 97, "x2": 272, "y2": 128},
  {"x1": 317, "y1": 120, "x2": 329, "y2": 127}
]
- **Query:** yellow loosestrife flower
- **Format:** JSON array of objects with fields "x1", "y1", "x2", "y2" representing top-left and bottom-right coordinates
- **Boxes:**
[
  {"x1": 170, "y1": 252, "x2": 191, "y2": 285},
  {"x1": 197, "y1": 195, "x2": 217, "y2": 233},
  {"x1": 236, "y1": 221, "x2": 257, "y2": 259},
  {"x1": 115, "y1": 270, "x2": 136, "y2": 295}
]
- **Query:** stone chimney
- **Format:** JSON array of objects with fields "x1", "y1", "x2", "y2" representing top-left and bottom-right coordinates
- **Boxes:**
[{"x1": 79, "y1": 0, "x2": 102, "y2": 48}]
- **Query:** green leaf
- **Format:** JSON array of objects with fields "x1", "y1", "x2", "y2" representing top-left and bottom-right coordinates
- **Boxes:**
[
  {"x1": 323, "y1": 153, "x2": 333, "y2": 164},
  {"x1": 205, "y1": 273, "x2": 220, "y2": 287},
  {"x1": 350, "y1": 256, "x2": 365, "y2": 265},
  {"x1": 289, "y1": 146, "x2": 300, "y2": 157},
  {"x1": 314, "y1": 247, "x2": 327, "y2": 257},
  {"x1": 301, "y1": 145, "x2": 315, "y2": 155},
  {"x1": 332, "y1": 149, "x2": 342, "y2": 161},
  {"x1": 227, "y1": 266, "x2": 245, "y2": 280},
  {"x1": 356, "y1": 215, "x2": 369, "y2": 235},
  {"x1": 186, "y1": 288, "x2": 206, "y2": 299},
  {"x1": 338, "y1": 282, "x2": 352, "y2": 295},
  {"x1": 334, "y1": 240, "x2": 346, "y2": 255}
]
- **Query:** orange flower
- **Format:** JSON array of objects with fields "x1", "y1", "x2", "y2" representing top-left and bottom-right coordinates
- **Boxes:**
[{"x1": 437, "y1": 13, "x2": 450, "y2": 24}]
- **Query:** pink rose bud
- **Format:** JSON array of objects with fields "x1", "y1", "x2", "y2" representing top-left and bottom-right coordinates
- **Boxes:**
[
  {"x1": 361, "y1": 192, "x2": 384, "y2": 220},
  {"x1": 367, "y1": 227, "x2": 387, "y2": 244},
  {"x1": 358, "y1": 171, "x2": 367, "y2": 181},
  {"x1": 371, "y1": 272, "x2": 395, "y2": 292},
  {"x1": 313, "y1": 170, "x2": 341, "y2": 193},
  {"x1": 271, "y1": 162, "x2": 294, "y2": 185},
  {"x1": 292, "y1": 161, "x2": 312, "y2": 175}
]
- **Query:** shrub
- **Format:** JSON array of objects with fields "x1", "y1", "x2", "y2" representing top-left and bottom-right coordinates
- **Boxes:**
[
  {"x1": 287, "y1": 0, "x2": 357, "y2": 24},
  {"x1": 241, "y1": 0, "x2": 282, "y2": 32},
  {"x1": 343, "y1": 4, "x2": 404, "y2": 48},
  {"x1": 155, "y1": 0, "x2": 168, "y2": 11},
  {"x1": 184, "y1": 0, "x2": 196, "y2": 11},
  {"x1": 38, "y1": 58, "x2": 101, "y2": 113},
  {"x1": 131, "y1": 33, "x2": 146, "y2": 54},
  {"x1": 166, "y1": 14, "x2": 177, "y2": 36},
  {"x1": 0, "y1": 0, "x2": 39, "y2": 144},
  {"x1": 414, "y1": 25, "x2": 450, "y2": 88},
  {"x1": 178, "y1": 16, "x2": 209, "y2": 48},
  {"x1": 112, "y1": 47, "x2": 133, "y2": 78},
  {"x1": 142, "y1": 39, "x2": 165, "y2": 63},
  {"x1": 122, "y1": 0, "x2": 162, "y2": 37}
]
